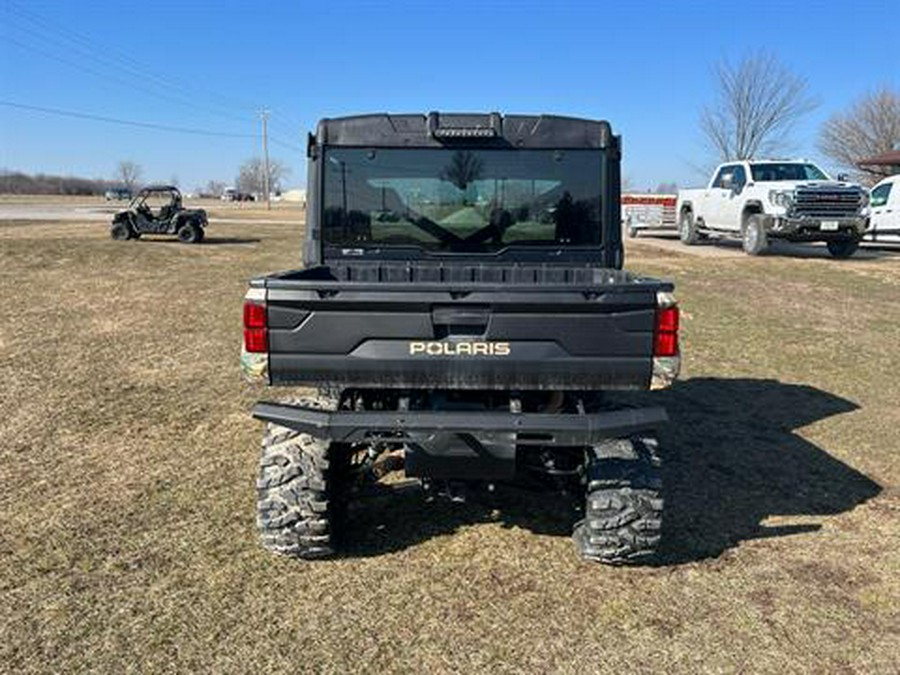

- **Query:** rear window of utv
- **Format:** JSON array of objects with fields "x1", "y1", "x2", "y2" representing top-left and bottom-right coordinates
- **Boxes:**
[{"x1": 321, "y1": 147, "x2": 605, "y2": 254}]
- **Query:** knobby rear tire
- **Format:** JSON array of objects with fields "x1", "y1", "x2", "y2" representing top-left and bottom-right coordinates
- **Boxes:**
[
  {"x1": 573, "y1": 436, "x2": 663, "y2": 565},
  {"x1": 256, "y1": 396, "x2": 348, "y2": 559}
]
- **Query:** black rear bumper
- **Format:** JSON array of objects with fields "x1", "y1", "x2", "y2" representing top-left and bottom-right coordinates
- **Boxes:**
[
  {"x1": 252, "y1": 401, "x2": 668, "y2": 445},
  {"x1": 253, "y1": 401, "x2": 667, "y2": 480}
]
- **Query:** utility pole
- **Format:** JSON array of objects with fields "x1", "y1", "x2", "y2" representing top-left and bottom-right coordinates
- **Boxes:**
[{"x1": 259, "y1": 108, "x2": 271, "y2": 210}]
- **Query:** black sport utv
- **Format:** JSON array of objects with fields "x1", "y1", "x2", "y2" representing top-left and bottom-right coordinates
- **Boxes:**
[
  {"x1": 242, "y1": 112, "x2": 681, "y2": 564},
  {"x1": 110, "y1": 185, "x2": 208, "y2": 243}
]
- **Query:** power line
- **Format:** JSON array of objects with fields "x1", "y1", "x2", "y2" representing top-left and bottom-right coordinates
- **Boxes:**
[
  {"x1": 4, "y1": 2, "x2": 254, "y2": 121},
  {"x1": 3, "y1": 1, "x2": 306, "y2": 141},
  {"x1": 0, "y1": 100, "x2": 256, "y2": 138},
  {"x1": 1, "y1": 34, "x2": 256, "y2": 127}
]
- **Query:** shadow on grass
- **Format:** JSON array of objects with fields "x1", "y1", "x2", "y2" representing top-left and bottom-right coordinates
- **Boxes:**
[
  {"x1": 135, "y1": 236, "x2": 261, "y2": 245},
  {"x1": 200, "y1": 237, "x2": 261, "y2": 245},
  {"x1": 701, "y1": 237, "x2": 898, "y2": 260},
  {"x1": 765, "y1": 240, "x2": 900, "y2": 260},
  {"x1": 637, "y1": 233, "x2": 900, "y2": 260},
  {"x1": 340, "y1": 377, "x2": 881, "y2": 564},
  {"x1": 653, "y1": 378, "x2": 881, "y2": 563}
]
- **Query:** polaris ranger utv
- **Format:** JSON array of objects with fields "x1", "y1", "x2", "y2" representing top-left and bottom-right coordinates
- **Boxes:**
[{"x1": 242, "y1": 112, "x2": 680, "y2": 564}]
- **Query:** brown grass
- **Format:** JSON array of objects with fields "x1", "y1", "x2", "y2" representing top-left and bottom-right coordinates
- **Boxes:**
[{"x1": 1, "y1": 214, "x2": 899, "y2": 673}]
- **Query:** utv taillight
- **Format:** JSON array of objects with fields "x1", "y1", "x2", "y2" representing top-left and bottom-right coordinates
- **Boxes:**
[
  {"x1": 654, "y1": 306, "x2": 679, "y2": 357},
  {"x1": 243, "y1": 301, "x2": 268, "y2": 353}
]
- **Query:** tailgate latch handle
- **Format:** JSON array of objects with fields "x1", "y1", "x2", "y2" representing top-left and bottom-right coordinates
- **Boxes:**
[{"x1": 431, "y1": 306, "x2": 490, "y2": 336}]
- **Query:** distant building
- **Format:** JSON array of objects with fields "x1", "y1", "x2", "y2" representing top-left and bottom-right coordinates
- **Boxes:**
[
  {"x1": 857, "y1": 149, "x2": 900, "y2": 176},
  {"x1": 282, "y1": 188, "x2": 307, "y2": 206}
]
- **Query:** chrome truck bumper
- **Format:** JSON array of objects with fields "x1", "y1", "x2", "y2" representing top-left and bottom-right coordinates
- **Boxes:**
[{"x1": 766, "y1": 215, "x2": 866, "y2": 240}]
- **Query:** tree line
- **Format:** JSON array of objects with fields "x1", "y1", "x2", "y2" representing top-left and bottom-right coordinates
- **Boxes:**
[
  {"x1": 0, "y1": 170, "x2": 118, "y2": 196},
  {"x1": 0, "y1": 157, "x2": 292, "y2": 196}
]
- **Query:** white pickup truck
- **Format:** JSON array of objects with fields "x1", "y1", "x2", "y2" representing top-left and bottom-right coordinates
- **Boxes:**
[{"x1": 676, "y1": 160, "x2": 868, "y2": 257}]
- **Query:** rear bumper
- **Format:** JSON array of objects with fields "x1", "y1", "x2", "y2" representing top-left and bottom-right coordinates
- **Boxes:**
[
  {"x1": 254, "y1": 401, "x2": 668, "y2": 480},
  {"x1": 252, "y1": 401, "x2": 668, "y2": 445}
]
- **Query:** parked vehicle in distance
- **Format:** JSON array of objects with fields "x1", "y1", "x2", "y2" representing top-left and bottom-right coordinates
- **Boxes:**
[
  {"x1": 110, "y1": 185, "x2": 208, "y2": 243},
  {"x1": 104, "y1": 187, "x2": 132, "y2": 201},
  {"x1": 622, "y1": 193, "x2": 677, "y2": 238},
  {"x1": 242, "y1": 112, "x2": 680, "y2": 565},
  {"x1": 222, "y1": 187, "x2": 256, "y2": 202},
  {"x1": 862, "y1": 175, "x2": 900, "y2": 243},
  {"x1": 677, "y1": 160, "x2": 868, "y2": 257}
]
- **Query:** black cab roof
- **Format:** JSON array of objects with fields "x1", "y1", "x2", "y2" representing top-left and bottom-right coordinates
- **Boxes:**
[{"x1": 311, "y1": 112, "x2": 615, "y2": 153}]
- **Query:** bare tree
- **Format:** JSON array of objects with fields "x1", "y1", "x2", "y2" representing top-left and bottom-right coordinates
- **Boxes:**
[
  {"x1": 700, "y1": 52, "x2": 818, "y2": 162},
  {"x1": 114, "y1": 160, "x2": 142, "y2": 191},
  {"x1": 818, "y1": 87, "x2": 900, "y2": 185},
  {"x1": 236, "y1": 157, "x2": 290, "y2": 195},
  {"x1": 204, "y1": 180, "x2": 226, "y2": 197}
]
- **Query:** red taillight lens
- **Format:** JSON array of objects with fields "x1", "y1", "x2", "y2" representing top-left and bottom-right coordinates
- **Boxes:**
[
  {"x1": 656, "y1": 306, "x2": 679, "y2": 333},
  {"x1": 244, "y1": 302, "x2": 267, "y2": 329},
  {"x1": 244, "y1": 328, "x2": 268, "y2": 353},
  {"x1": 243, "y1": 301, "x2": 268, "y2": 353},
  {"x1": 654, "y1": 306, "x2": 679, "y2": 357}
]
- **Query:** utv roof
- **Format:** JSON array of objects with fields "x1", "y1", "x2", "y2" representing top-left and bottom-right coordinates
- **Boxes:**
[
  {"x1": 140, "y1": 184, "x2": 180, "y2": 191},
  {"x1": 312, "y1": 112, "x2": 616, "y2": 151}
]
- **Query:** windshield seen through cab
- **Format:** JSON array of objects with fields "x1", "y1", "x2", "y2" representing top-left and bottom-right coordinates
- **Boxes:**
[
  {"x1": 321, "y1": 148, "x2": 604, "y2": 253},
  {"x1": 749, "y1": 163, "x2": 829, "y2": 182}
]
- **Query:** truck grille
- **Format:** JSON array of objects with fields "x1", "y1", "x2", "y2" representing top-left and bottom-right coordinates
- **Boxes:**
[{"x1": 792, "y1": 189, "x2": 863, "y2": 218}]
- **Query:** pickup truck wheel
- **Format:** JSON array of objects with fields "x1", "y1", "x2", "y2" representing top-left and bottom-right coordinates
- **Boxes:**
[
  {"x1": 742, "y1": 215, "x2": 768, "y2": 255},
  {"x1": 826, "y1": 238, "x2": 859, "y2": 259},
  {"x1": 573, "y1": 436, "x2": 663, "y2": 565},
  {"x1": 177, "y1": 222, "x2": 201, "y2": 244},
  {"x1": 110, "y1": 222, "x2": 132, "y2": 240},
  {"x1": 678, "y1": 211, "x2": 698, "y2": 245},
  {"x1": 256, "y1": 396, "x2": 348, "y2": 559}
]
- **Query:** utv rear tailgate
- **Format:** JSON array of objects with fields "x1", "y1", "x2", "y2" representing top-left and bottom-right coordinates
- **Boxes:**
[{"x1": 254, "y1": 263, "x2": 671, "y2": 391}]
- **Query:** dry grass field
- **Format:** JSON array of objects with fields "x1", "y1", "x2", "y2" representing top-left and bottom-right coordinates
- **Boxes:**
[{"x1": 1, "y1": 210, "x2": 899, "y2": 673}]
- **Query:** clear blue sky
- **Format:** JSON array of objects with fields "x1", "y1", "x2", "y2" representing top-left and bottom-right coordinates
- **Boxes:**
[{"x1": 1, "y1": 0, "x2": 897, "y2": 191}]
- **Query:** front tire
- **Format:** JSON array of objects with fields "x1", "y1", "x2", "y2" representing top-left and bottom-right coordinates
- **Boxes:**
[
  {"x1": 742, "y1": 214, "x2": 768, "y2": 255},
  {"x1": 177, "y1": 221, "x2": 201, "y2": 243},
  {"x1": 573, "y1": 436, "x2": 663, "y2": 565},
  {"x1": 257, "y1": 396, "x2": 348, "y2": 559},
  {"x1": 679, "y1": 210, "x2": 698, "y2": 245},
  {"x1": 826, "y1": 237, "x2": 859, "y2": 259}
]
